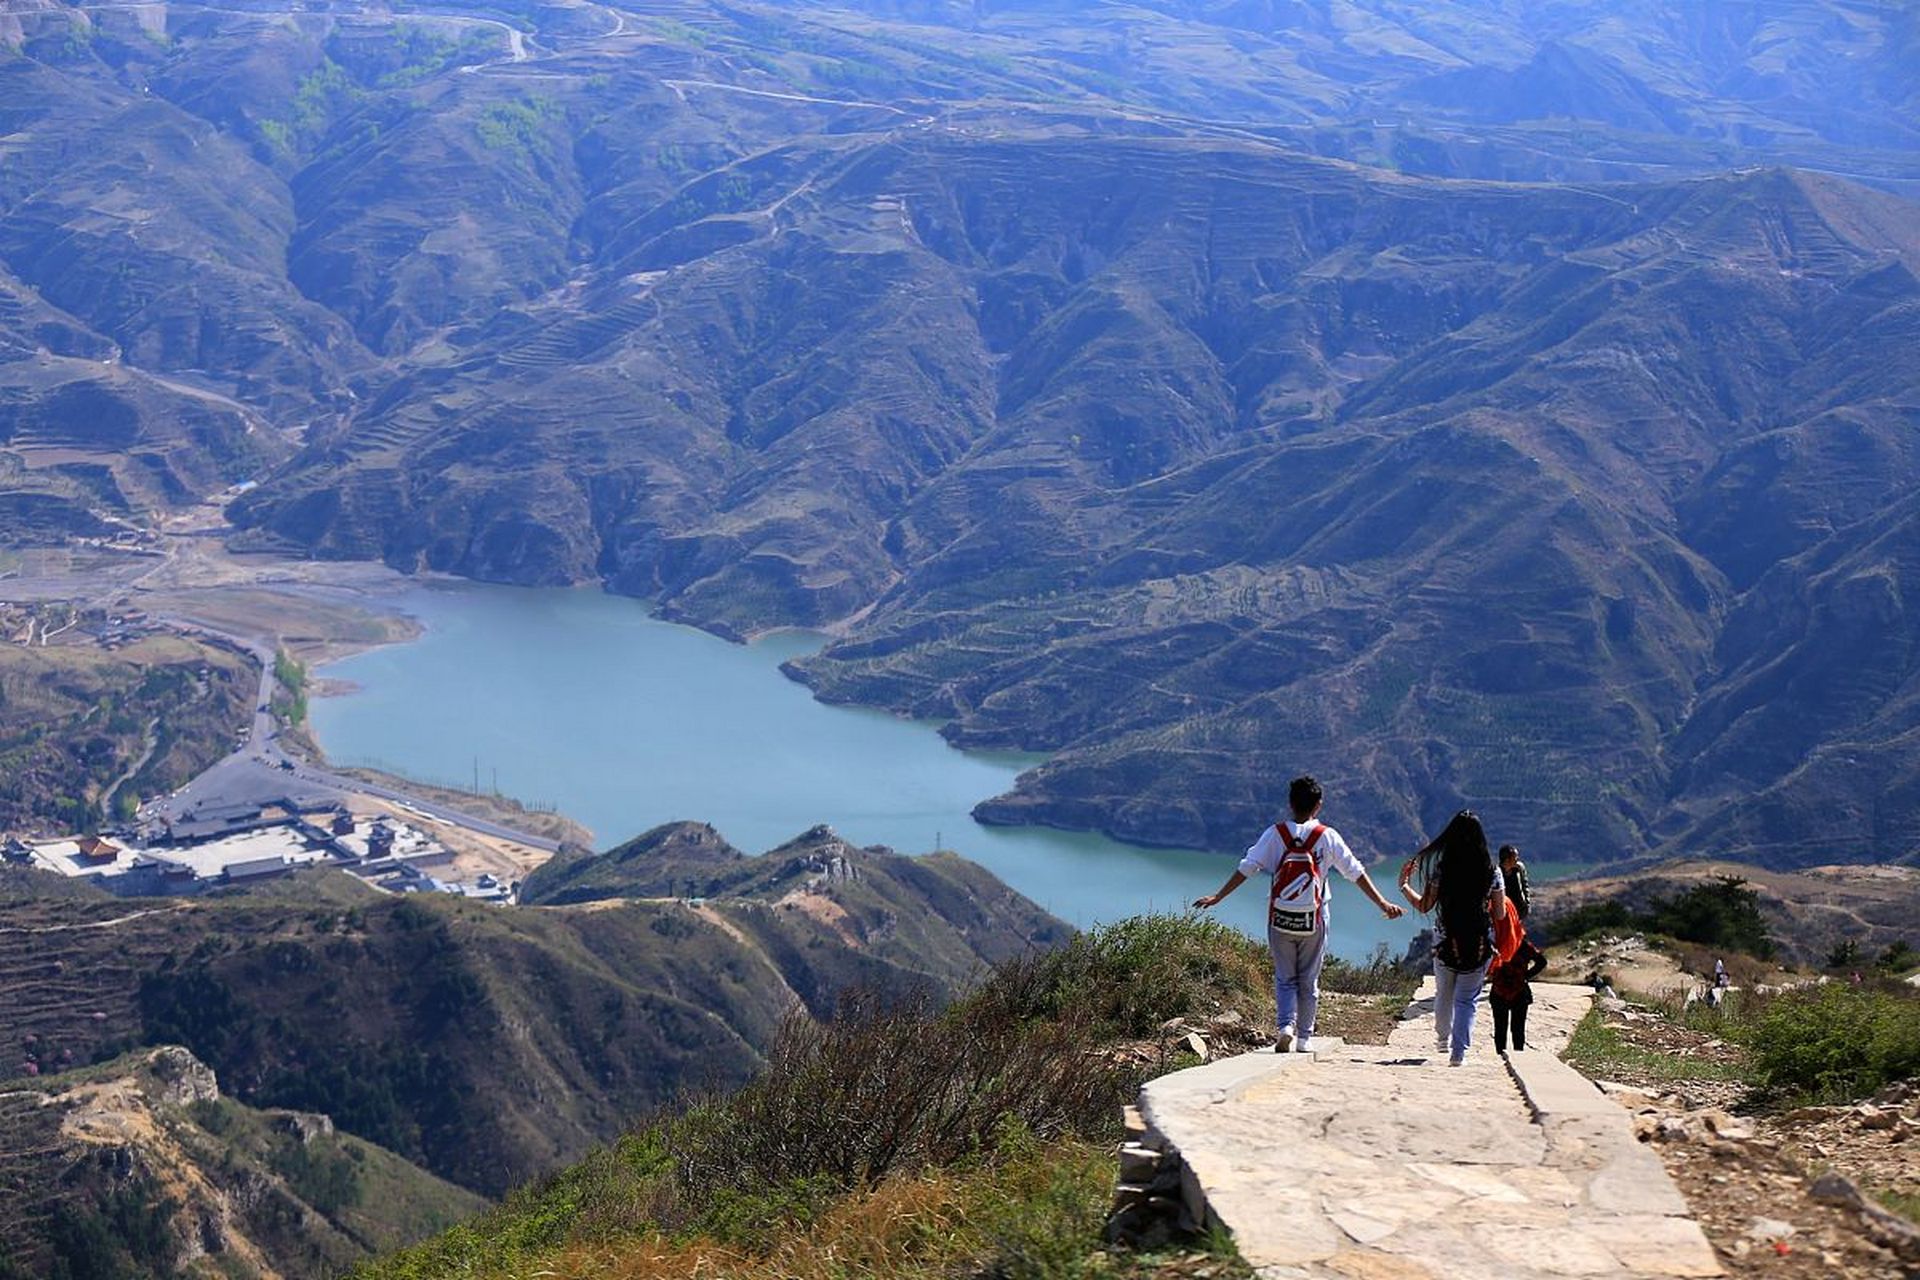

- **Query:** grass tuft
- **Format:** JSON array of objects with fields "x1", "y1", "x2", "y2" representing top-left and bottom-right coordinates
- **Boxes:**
[
  {"x1": 1562, "y1": 1006, "x2": 1748, "y2": 1084},
  {"x1": 985, "y1": 912, "x2": 1273, "y2": 1039},
  {"x1": 1874, "y1": 1186, "x2": 1920, "y2": 1227}
]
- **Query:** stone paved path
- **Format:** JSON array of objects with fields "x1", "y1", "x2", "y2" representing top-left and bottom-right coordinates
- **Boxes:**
[{"x1": 1139, "y1": 980, "x2": 1723, "y2": 1279}]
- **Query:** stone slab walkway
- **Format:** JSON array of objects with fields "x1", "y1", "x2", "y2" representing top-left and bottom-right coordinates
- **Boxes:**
[{"x1": 1139, "y1": 980, "x2": 1723, "y2": 1279}]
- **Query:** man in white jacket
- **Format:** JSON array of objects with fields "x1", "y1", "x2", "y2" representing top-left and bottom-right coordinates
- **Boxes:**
[{"x1": 1194, "y1": 775, "x2": 1403, "y2": 1052}]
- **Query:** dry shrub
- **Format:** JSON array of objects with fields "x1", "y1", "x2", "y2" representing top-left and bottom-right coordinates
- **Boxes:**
[
  {"x1": 1320, "y1": 943, "x2": 1418, "y2": 997},
  {"x1": 672, "y1": 983, "x2": 1126, "y2": 1212},
  {"x1": 355, "y1": 915, "x2": 1269, "y2": 1280},
  {"x1": 979, "y1": 914, "x2": 1273, "y2": 1039}
]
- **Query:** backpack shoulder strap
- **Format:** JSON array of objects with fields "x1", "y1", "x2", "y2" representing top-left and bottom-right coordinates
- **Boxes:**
[
  {"x1": 1285, "y1": 822, "x2": 1326, "y2": 854},
  {"x1": 1274, "y1": 821, "x2": 1320, "y2": 852}
]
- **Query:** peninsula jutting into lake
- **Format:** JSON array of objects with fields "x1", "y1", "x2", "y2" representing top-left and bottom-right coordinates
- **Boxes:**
[{"x1": 308, "y1": 579, "x2": 1407, "y2": 957}]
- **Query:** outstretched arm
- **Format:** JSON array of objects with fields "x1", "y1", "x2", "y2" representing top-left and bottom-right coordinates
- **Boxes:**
[
  {"x1": 1193, "y1": 870, "x2": 1246, "y2": 910},
  {"x1": 1355, "y1": 872, "x2": 1404, "y2": 920}
]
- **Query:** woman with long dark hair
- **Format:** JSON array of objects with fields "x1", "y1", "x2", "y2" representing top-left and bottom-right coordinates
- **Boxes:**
[{"x1": 1398, "y1": 811, "x2": 1506, "y2": 1066}]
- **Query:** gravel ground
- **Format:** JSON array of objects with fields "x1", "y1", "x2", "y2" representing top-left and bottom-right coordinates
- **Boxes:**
[{"x1": 1576, "y1": 1004, "x2": 1919, "y2": 1279}]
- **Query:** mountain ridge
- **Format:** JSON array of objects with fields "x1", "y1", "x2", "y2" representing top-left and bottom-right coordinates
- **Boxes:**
[
  {"x1": 219, "y1": 147, "x2": 1920, "y2": 865},
  {"x1": 0, "y1": 825, "x2": 1067, "y2": 1199},
  {"x1": 5, "y1": 0, "x2": 1919, "y2": 870}
]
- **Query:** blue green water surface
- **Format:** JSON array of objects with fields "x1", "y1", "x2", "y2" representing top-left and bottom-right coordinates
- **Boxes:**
[{"x1": 310, "y1": 582, "x2": 1413, "y2": 958}]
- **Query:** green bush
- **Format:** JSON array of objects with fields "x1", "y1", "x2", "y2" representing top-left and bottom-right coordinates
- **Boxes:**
[
  {"x1": 40, "y1": 1177, "x2": 177, "y2": 1280},
  {"x1": 1640, "y1": 878, "x2": 1774, "y2": 959},
  {"x1": 1741, "y1": 983, "x2": 1920, "y2": 1104},
  {"x1": 272, "y1": 1142, "x2": 365, "y2": 1217},
  {"x1": 1543, "y1": 899, "x2": 1634, "y2": 942},
  {"x1": 272, "y1": 649, "x2": 308, "y2": 724},
  {"x1": 987, "y1": 913, "x2": 1271, "y2": 1038},
  {"x1": 1543, "y1": 877, "x2": 1774, "y2": 959}
]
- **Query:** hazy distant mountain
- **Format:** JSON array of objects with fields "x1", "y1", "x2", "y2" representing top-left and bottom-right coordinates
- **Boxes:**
[{"x1": 3, "y1": 0, "x2": 1918, "y2": 868}]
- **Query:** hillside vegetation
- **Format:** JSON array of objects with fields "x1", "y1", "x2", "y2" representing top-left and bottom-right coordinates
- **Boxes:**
[
  {"x1": 357, "y1": 910, "x2": 1920, "y2": 1280},
  {"x1": 1551, "y1": 930, "x2": 1920, "y2": 1271},
  {"x1": 0, "y1": 626, "x2": 253, "y2": 832},
  {"x1": 355, "y1": 913, "x2": 1275, "y2": 1280},
  {"x1": 357, "y1": 909, "x2": 1920, "y2": 1280},
  {"x1": 0, "y1": 825, "x2": 1065, "y2": 1199},
  {"x1": 1540, "y1": 861, "x2": 1920, "y2": 967},
  {"x1": 0, "y1": 1047, "x2": 484, "y2": 1280}
]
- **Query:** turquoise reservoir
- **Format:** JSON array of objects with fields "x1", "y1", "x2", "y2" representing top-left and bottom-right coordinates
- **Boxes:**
[{"x1": 310, "y1": 581, "x2": 1412, "y2": 958}]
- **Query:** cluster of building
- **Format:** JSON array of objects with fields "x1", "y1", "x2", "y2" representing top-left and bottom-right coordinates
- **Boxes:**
[
  {"x1": 0, "y1": 603, "x2": 164, "y2": 651},
  {"x1": 4, "y1": 797, "x2": 517, "y2": 903}
]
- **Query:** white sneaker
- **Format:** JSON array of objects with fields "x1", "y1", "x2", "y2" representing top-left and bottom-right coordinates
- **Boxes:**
[
  {"x1": 1295, "y1": 1036, "x2": 1312, "y2": 1054},
  {"x1": 1274, "y1": 1026, "x2": 1294, "y2": 1053}
]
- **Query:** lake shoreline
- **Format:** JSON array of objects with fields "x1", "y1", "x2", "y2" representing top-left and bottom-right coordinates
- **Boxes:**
[{"x1": 298, "y1": 579, "x2": 1422, "y2": 957}]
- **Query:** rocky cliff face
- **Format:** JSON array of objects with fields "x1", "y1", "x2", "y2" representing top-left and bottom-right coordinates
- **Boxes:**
[{"x1": 0, "y1": 1047, "x2": 484, "y2": 1280}]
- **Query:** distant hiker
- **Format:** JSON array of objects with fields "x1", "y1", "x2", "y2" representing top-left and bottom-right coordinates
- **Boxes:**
[
  {"x1": 1713, "y1": 957, "x2": 1730, "y2": 989},
  {"x1": 1398, "y1": 811, "x2": 1507, "y2": 1066},
  {"x1": 1488, "y1": 933, "x2": 1547, "y2": 1053},
  {"x1": 1193, "y1": 775, "x2": 1404, "y2": 1053},
  {"x1": 1498, "y1": 844, "x2": 1531, "y2": 919}
]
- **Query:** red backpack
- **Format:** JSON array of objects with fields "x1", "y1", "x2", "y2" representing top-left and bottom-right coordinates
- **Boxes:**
[{"x1": 1268, "y1": 822, "x2": 1328, "y2": 934}]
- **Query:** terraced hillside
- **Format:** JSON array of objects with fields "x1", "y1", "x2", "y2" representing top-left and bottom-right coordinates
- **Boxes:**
[
  {"x1": 3, "y1": 0, "x2": 1918, "y2": 869},
  {"x1": 245, "y1": 135, "x2": 1920, "y2": 866}
]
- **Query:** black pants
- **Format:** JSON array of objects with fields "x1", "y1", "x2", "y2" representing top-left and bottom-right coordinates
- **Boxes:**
[{"x1": 1490, "y1": 994, "x2": 1529, "y2": 1052}]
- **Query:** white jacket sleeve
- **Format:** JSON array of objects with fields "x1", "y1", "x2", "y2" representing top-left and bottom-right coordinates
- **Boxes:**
[{"x1": 1238, "y1": 826, "x2": 1280, "y2": 878}]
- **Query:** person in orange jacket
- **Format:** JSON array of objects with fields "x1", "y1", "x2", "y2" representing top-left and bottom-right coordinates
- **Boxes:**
[{"x1": 1488, "y1": 934, "x2": 1548, "y2": 1053}]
